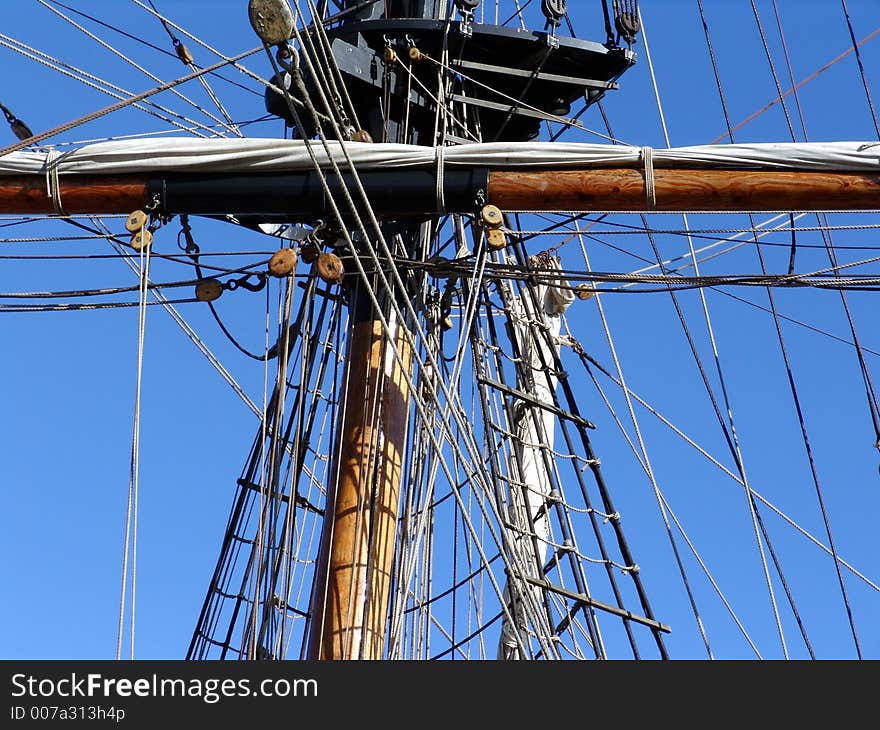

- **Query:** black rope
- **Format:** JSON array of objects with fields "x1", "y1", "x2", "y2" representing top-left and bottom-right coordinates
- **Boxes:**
[{"x1": 145, "y1": 0, "x2": 181, "y2": 47}]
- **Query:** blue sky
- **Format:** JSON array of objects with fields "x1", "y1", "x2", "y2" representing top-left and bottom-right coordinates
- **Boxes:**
[{"x1": 1, "y1": 0, "x2": 879, "y2": 660}]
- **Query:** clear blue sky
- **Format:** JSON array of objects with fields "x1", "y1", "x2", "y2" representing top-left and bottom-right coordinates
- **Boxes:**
[{"x1": 1, "y1": 0, "x2": 879, "y2": 660}]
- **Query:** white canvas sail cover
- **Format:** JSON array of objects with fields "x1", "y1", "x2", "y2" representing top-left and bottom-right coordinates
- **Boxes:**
[
  {"x1": 1, "y1": 138, "x2": 878, "y2": 175},
  {"x1": 498, "y1": 256, "x2": 575, "y2": 660}
]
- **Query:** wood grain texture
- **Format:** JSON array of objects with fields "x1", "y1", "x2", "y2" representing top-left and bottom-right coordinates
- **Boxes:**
[
  {"x1": 307, "y1": 315, "x2": 413, "y2": 660},
  {"x1": 0, "y1": 175, "x2": 148, "y2": 214},
  {"x1": 489, "y1": 168, "x2": 880, "y2": 211}
]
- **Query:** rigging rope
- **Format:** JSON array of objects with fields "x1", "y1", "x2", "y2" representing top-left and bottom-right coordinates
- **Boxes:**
[
  {"x1": 0, "y1": 46, "x2": 261, "y2": 159},
  {"x1": 840, "y1": 0, "x2": 880, "y2": 140},
  {"x1": 579, "y1": 345, "x2": 760, "y2": 656},
  {"x1": 116, "y1": 217, "x2": 152, "y2": 660},
  {"x1": 652, "y1": 3, "x2": 792, "y2": 657},
  {"x1": 36, "y1": 0, "x2": 236, "y2": 137},
  {"x1": 0, "y1": 34, "x2": 216, "y2": 138},
  {"x1": 748, "y1": 0, "x2": 861, "y2": 658},
  {"x1": 574, "y1": 340, "x2": 880, "y2": 595}
]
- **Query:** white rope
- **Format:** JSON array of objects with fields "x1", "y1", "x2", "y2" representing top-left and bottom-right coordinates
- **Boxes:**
[
  {"x1": 116, "y1": 219, "x2": 152, "y2": 660},
  {"x1": 43, "y1": 148, "x2": 65, "y2": 216},
  {"x1": 641, "y1": 146, "x2": 656, "y2": 210}
]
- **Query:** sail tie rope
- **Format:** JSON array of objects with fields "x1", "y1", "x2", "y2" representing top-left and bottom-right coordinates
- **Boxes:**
[
  {"x1": 435, "y1": 144, "x2": 446, "y2": 213},
  {"x1": 43, "y1": 148, "x2": 66, "y2": 216},
  {"x1": 640, "y1": 146, "x2": 656, "y2": 210}
]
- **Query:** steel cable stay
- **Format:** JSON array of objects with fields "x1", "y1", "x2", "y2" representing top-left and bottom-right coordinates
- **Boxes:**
[
  {"x1": 696, "y1": 0, "x2": 871, "y2": 658},
  {"x1": 42, "y1": 0, "x2": 264, "y2": 98},
  {"x1": 578, "y1": 347, "x2": 761, "y2": 657},
  {"x1": 141, "y1": 0, "x2": 244, "y2": 136}
]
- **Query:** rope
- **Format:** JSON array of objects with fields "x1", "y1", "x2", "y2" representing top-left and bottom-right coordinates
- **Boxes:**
[
  {"x1": 840, "y1": 0, "x2": 880, "y2": 139},
  {"x1": 43, "y1": 148, "x2": 66, "y2": 216},
  {"x1": 750, "y1": 0, "x2": 868, "y2": 657},
  {"x1": 36, "y1": 0, "x2": 236, "y2": 137},
  {"x1": 579, "y1": 347, "x2": 760, "y2": 656},
  {"x1": 640, "y1": 146, "x2": 656, "y2": 210},
  {"x1": 42, "y1": 0, "x2": 262, "y2": 97},
  {"x1": 0, "y1": 34, "x2": 216, "y2": 139},
  {"x1": 691, "y1": 2, "x2": 794, "y2": 657},
  {"x1": 116, "y1": 218, "x2": 152, "y2": 661},
  {"x1": 577, "y1": 340, "x2": 880, "y2": 594},
  {"x1": 0, "y1": 46, "x2": 260, "y2": 159}
]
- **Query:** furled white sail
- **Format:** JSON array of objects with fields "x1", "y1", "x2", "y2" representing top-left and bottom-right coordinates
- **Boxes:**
[
  {"x1": 497, "y1": 256, "x2": 576, "y2": 660},
  {"x1": 1, "y1": 138, "x2": 878, "y2": 175}
]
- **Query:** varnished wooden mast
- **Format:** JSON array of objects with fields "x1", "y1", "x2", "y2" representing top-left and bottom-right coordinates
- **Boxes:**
[
  {"x1": 487, "y1": 168, "x2": 880, "y2": 212},
  {"x1": 2, "y1": 167, "x2": 880, "y2": 215},
  {"x1": 0, "y1": 174, "x2": 148, "y2": 214},
  {"x1": 306, "y1": 298, "x2": 413, "y2": 660}
]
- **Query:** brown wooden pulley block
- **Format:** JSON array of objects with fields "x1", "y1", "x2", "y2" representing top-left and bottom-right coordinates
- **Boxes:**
[
  {"x1": 316, "y1": 252, "x2": 344, "y2": 284},
  {"x1": 175, "y1": 41, "x2": 194, "y2": 65},
  {"x1": 195, "y1": 278, "x2": 223, "y2": 302},
  {"x1": 130, "y1": 228, "x2": 152, "y2": 251},
  {"x1": 268, "y1": 247, "x2": 298, "y2": 277},
  {"x1": 486, "y1": 227, "x2": 508, "y2": 251},
  {"x1": 125, "y1": 209, "x2": 148, "y2": 233},
  {"x1": 480, "y1": 204, "x2": 504, "y2": 229}
]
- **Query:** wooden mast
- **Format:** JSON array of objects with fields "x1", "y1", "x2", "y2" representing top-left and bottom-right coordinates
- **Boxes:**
[
  {"x1": 306, "y1": 294, "x2": 413, "y2": 660},
  {"x1": 488, "y1": 168, "x2": 880, "y2": 212},
  {"x1": 2, "y1": 167, "x2": 880, "y2": 215}
]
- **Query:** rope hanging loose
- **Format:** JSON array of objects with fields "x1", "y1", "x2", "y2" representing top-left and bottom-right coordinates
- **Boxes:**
[
  {"x1": 640, "y1": 146, "x2": 656, "y2": 210},
  {"x1": 43, "y1": 148, "x2": 66, "y2": 217}
]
